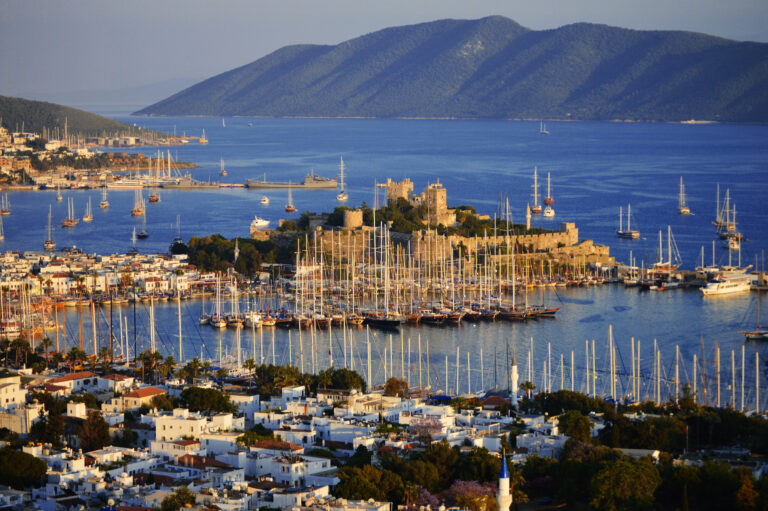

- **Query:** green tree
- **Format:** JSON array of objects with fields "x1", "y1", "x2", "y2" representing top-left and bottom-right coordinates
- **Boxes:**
[
  {"x1": 589, "y1": 457, "x2": 661, "y2": 511},
  {"x1": 77, "y1": 411, "x2": 111, "y2": 452},
  {"x1": 180, "y1": 386, "x2": 237, "y2": 413},
  {"x1": 160, "y1": 486, "x2": 197, "y2": 511},
  {"x1": 0, "y1": 447, "x2": 48, "y2": 489},
  {"x1": 558, "y1": 410, "x2": 592, "y2": 443},
  {"x1": 384, "y1": 377, "x2": 409, "y2": 397}
]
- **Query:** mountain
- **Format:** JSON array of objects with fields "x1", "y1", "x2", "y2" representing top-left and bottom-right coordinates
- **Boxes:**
[
  {"x1": 0, "y1": 95, "x2": 134, "y2": 135},
  {"x1": 135, "y1": 16, "x2": 768, "y2": 122}
]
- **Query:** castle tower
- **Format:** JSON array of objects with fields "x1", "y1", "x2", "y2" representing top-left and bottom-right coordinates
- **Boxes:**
[
  {"x1": 497, "y1": 453, "x2": 512, "y2": 511},
  {"x1": 510, "y1": 345, "x2": 519, "y2": 408},
  {"x1": 526, "y1": 203, "x2": 531, "y2": 231}
]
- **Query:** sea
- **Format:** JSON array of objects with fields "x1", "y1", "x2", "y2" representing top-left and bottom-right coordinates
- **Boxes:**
[{"x1": 5, "y1": 108, "x2": 768, "y2": 407}]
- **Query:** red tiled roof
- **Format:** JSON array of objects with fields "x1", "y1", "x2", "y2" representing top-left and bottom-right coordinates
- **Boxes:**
[
  {"x1": 252, "y1": 440, "x2": 302, "y2": 452},
  {"x1": 49, "y1": 371, "x2": 96, "y2": 383},
  {"x1": 124, "y1": 387, "x2": 165, "y2": 399},
  {"x1": 481, "y1": 396, "x2": 510, "y2": 407},
  {"x1": 42, "y1": 383, "x2": 69, "y2": 392}
]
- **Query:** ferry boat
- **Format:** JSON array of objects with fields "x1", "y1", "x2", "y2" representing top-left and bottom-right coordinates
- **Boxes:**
[
  {"x1": 247, "y1": 169, "x2": 337, "y2": 189},
  {"x1": 700, "y1": 275, "x2": 753, "y2": 296}
]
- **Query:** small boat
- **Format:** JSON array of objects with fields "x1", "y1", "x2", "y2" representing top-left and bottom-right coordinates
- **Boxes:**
[
  {"x1": 531, "y1": 167, "x2": 542, "y2": 214},
  {"x1": 337, "y1": 155, "x2": 348, "y2": 202},
  {"x1": 44, "y1": 205, "x2": 55, "y2": 251},
  {"x1": 616, "y1": 204, "x2": 640, "y2": 239},
  {"x1": 742, "y1": 291, "x2": 768, "y2": 341},
  {"x1": 543, "y1": 206, "x2": 555, "y2": 217},
  {"x1": 99, "y1": 186, "x2": 109, "y2": 209},
  {"x1": 539, "y1": 120, "x2": 549, "y2": 135},
  {"x1": 0, "y1": 194, "x2": 10, "y2": 216},
  {"x1": 250, "y1": 216, "x2": 269, "y2": 231},
  {"x1": 61, "y1": 198, "x2": 78, "y2": 227},
  {"x1": 148, "y1": 191, "x2": 160, "y2": 203},
  {"x1": 678, "y1": 176, "x2": 691, "y2": 215},
  {"x1": 219, "y1": 158, "x2": 227, "y2": 177},
  {"x1": 137, "y1": 229, "x2": 149, "y2": 239},
  {"x1": 285, "y1": 182, "x2": 296, "y2": 213},
  {"x1": 82, "y1": 198, "x2": 93, "y2": 223},
  {"x1": 260, "y1": 196, "x2": 270, "y2": 205}
]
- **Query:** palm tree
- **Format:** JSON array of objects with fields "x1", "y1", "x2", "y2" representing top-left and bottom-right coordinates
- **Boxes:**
[
  {"x1": 243, "y1": 358, "x2": 257, "y2": 386},
  {"x1": 160, "y1": 356, "x2": 176, "y2": 383},
  {"x1": 215, "y1": 367, "x2": 228, "y2": 381},
  {"x1": 66, "y1": 347, "x2": 87, "y2": 372}
]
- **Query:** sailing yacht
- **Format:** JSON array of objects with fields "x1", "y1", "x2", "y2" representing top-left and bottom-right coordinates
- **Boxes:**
[
  {"x1": 82, "y1": 198, "x2": 93, "y2": 223},
  {"x1": 128, "y1": 227, "x2": 138, "y2": 255},
  {"x1": 616, "y1": 205, "x2": 639, "y2": 239},
  {"x1": 219, "y1": 158, "x2": 227, "y2": 177},
  {"x1": 531, "y1": 167, "x2": 542, "y2": 214},
  {"x1": 539, "y1": 120, "x2": 549, "y2": 135},
  {"x1": 137, "y1": 213, "x2": 149, "y2": 239},
  {"x1": 131, "y1": 189, "x2": 145, "y2": 216},
  {"x1": 285, "y1": 182, "x2": 296, "y2": 212},
  {"x1": 0, "y1": 194, "x2": 10, "y2": 216},
  {"x1": 99, "y1": 186, "x2": 109, "y2": 209},
  {"x1": 677, "y1": 176, "x2": 691, "y2": 215},
  {"x1": 543, "y1": 173, "x2": 555, "y2": 217},
  {"x1": 0, "y1": 216, "x2": 4, "y2": 241},
  {"x1": 56, "y1": 186, "x2": 63, "y2": 201},
  {"x1": 61, "y1": 198, "x2": 78, "y2": 227},
  {"x1": 741, "y1": 292, "x2": 768, "y2": 340},
  {"x1": 44, "y1": 205, "x2": 55, "y2": 251},
  {"x1": 337, "y1": 156, "x2": 348, "y2": 202}
]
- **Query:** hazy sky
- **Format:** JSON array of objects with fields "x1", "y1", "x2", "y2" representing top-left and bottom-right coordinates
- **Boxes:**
[{"x1": 2, "y1": 0, "x2": 767, "y2": 96}]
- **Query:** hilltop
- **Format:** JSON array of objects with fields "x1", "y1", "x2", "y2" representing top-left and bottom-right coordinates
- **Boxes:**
[
  {"x1": 136, "y1": 16, "x2": 768, "y2": 122},
  {"x1": 0, "y1": 95, "x2": 133, "y2": 135}
]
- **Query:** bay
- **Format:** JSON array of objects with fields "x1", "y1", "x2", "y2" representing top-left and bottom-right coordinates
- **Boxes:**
[{"x1": 5, "y1": 115, "x2": 768, "y2": 406}]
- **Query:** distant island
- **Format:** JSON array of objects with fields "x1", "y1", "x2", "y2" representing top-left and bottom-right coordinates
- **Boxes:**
[{"x1": 135, "y1": 16, "x2": 768, "y2": 122}]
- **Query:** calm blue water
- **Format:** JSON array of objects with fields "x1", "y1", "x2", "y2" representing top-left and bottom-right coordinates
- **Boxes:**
[{"x1": 6, "y1": 116, "x2": 768, "y2": 406}]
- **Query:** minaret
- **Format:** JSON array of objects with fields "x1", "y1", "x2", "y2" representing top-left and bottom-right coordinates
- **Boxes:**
[
  {"x1": 497, "y1": 452, "x2": 512, "y2": 511},
  {"x1": 526, "y1": 203, "x2": 531, "y2": 231},
  {"x1": 510, "y1": 345, "x2": 519, "y2": 408}
]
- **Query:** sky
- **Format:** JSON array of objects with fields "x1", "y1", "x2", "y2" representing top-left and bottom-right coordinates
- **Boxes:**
[{"x1": 1, "y1": 0, "x2": 767, "y2": 99}]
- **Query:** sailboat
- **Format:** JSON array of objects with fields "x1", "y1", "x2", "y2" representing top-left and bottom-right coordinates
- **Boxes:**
[
  {"x1": 539, "y1": 120, "x2": 549, "y2": 135},
  {"x1": 221, "y1": 119, "x2": 226, "y2": 128},
  {"x1": 543, "y1": 172, "x2": 555, "y2": 217},
  {"x1": 82, "y1": 198, "x2": 93, "y2": 223},
  {"x1": 0, "y1": 216, "x2": 4, "y2": 241},
  {"x1": 337, "y1": 156, "x2": 348, "y2": 202},
  {"x1": 616, "y1": 205, "x2": 639, "y2": 239},
  {"x1": 677, "y1": 176, "x2": 691, "y2": 215},
  {"x1": 0, "y1": 194, "x2": 10, "y2": 216},
  {"x1": 137, "y1": 211, "x2": 149, "y2": 239},
  {"x1": 128, "y1": 227, "x2": 138, "y2": 255},
  {"x1": 531, "y1": 167, "x2": 542, "y2": 214},
  {"x1": 56, "y1": 186, "x2": 63, "y2": 202},
  {"x1": 741, "y1": 292, "x2": 768, "y2": 341},
  {"x1": 99, "y1": 186, "x2": 109, "y2": 209},
  {"x1": 44, "y1": 205, "x2": 55, "y2": 251},
  {"x1": 219, "y1": 158, "x2": 227, "y2": 177},
  {"x1": 130, "y1": 189, "x2": 145, "y2": 216},
  {"x1": 61, "y1": 198, "x2": 78, "y2": 227},
  {"x1": 285, "y1": 181, "x2": 296, "y2": 213}
]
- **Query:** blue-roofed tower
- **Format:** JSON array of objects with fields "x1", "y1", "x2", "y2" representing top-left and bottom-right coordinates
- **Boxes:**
[{"x1": 497, "y1": 452, "x2": 512, "y2": 511}]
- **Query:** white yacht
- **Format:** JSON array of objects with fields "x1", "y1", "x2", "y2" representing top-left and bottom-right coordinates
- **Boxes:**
[{"x1": 700, "y1": 275, "x2": 753, "y2": 296}]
